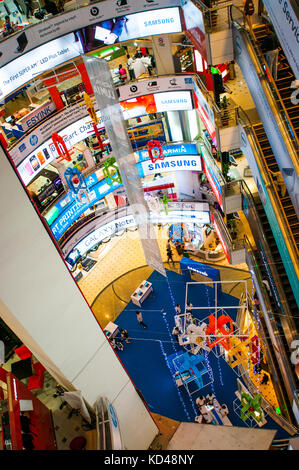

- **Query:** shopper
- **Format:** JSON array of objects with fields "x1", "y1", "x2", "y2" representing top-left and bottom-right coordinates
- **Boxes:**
[
  {"x1": 243, "y1": 0, "x2": 255, "y2": 31},
  {"x1": 120, "y1": 328, "x2": 131, "y2": 344},
  {"x1": 24, "y1": 0, "x2": 34, "y2": 18},
  {"x1": 172, "y1": 326, "x2": 180, "y2": 342},
  {"x1": 268, "y1": 169, "x2": 286, "y2": 198},
  {"x1": 118, "y1": 64, "x2": 127, "y2": 83},
  {"x1": 43, "y1": 0, "x2": 59, "y2": 15},
  {"x1": 13, "y1": 0, "x2": 24, "y2": 14},
  {"x1": 136, "y1": 311, "x2": 147, "y2": 329},
  {"x1": 206, "y1": 392, "x2": 215, "y2": 405},
  {"x1": 186, "y1": 302, "x2": 193, "y2": 315},
  {"x1": 261, "y1": 374, "x2": 269, "y2": 385},
  {"x1": 141, "y1": 54, "x2": 153, "y2": 76},
  {"x1": 262, "y1": 25, "x2": 280, "y2": 81},
  {"x1": 126, "y1": 54, "x2": 136, "y2": 81},
  {"x1": 196, "y1": 395, "x2": 206, "y2": 408},
  {"x1": 175, "y1": 304, "x2": 181, "y2": 315},
  {"x1": 166, "y1": 243, "x2": 174, "y2": 265},
  {"x1": 4, "y1": 16, "x2": 14, "y2": 34}
]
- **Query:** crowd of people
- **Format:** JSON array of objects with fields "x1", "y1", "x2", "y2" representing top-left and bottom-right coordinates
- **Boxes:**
[{"x1": 118, "y1": 52, "x2": 156, "y2": 84}]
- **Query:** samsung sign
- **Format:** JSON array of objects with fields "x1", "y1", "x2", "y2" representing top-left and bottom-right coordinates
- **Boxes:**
[
  {"x1": 263, "y1": 0, "x2": 299, "y2": 79},
  {"x1": 138, "y1": 155, "x2": 202, "y2": 177}
]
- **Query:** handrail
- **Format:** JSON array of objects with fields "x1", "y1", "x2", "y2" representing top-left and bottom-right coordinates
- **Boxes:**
[
  {"x1": 230, "y1": 5, "x2": 299, "y2": 166},
  {"x1": 235, "y1": 105, "x2": 299, "y2": 259},
  {"x1": 242, "y1": 236, "x2": 299, "y2": 432}
]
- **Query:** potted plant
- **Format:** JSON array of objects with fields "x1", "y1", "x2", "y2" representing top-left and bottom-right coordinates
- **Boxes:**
[{"x1": 220, "y1": 96, "x2": 229, "y2": 127}]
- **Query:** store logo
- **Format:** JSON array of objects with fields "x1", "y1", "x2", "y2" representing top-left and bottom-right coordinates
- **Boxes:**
[
  {"x1": 90, "y1": 6, "x2": 99, "y2": 16},
  {"x1": 170, "y1": 78, "x2": 178, "y2": 85},
  {"x1": 130, "y1": 84, "x2": 138, "y2": 93},
  {"x1": 184, "y1": 77, "x2": 193, "y2": 84},
  {"x1": 148, "y1": 81, "x2": 158, "y2": 87},
  {"x1": 19, "y1": 142, "x2": 26, "y2": 152},
  {"x1": 29, "y1": 134, "x2": 38, "y2": 146}
]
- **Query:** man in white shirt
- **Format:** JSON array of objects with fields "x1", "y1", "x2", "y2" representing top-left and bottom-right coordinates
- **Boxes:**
[{"x1": 126, "y1": 54, "x2": 136, "y2": 81}]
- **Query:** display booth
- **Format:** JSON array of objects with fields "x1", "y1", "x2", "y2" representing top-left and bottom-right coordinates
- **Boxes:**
[{"x1": 180, "y1": 256, "x2": 222, "y2": 302}]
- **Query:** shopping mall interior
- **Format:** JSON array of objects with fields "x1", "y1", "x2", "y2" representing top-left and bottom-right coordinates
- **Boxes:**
[{"x1": 0, "y1": 0, "x2": 298, "y2": 452}]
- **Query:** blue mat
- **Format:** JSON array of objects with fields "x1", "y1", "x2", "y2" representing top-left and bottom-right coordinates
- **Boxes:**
[{"x1": 115, "y1": 269, "x2": 291, "y2": 439}]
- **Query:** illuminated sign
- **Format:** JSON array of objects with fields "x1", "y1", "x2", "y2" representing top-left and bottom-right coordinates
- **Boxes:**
[
  {"x1": 193, "y1": 90, "x2": 216, "y2": 145},
  {"x1": 181, "y1": 0, "x2": 207, "y2": 63},
  {"x1": 138, "y1": 155, "x2": 202, "y2": 177},
  {"x1": 0, "y1": 34, "x2": 83, "y2": 100},
  {"x1": 121, "y1": 91, "x2": 193, "y2": 119},
  {"x1": 136, "y1": 143, "x2": 198, "y2": 162},
  {"x1": 17, "y1": 111, "x2": 105, "y2": 186},
  {"x1": 202, "y1": 158, "x2": 223, "y2": 208},
  {"x1": 77, "y1": 7, "x2": 182, "y2": 53}
]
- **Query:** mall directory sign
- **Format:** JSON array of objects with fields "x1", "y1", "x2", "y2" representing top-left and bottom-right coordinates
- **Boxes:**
[
  {"x1": 0, "y1": 0, "x2": 181, "y2": 68},
  {"x1": 83, "y1": 55, "x2": 166, "y2": 277}
]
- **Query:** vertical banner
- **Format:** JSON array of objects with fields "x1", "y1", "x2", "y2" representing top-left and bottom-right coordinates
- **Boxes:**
[
  {"x1": 82, "y1": 55, "x2": 166, "y2": 277},
  {"x1": 180, "y1": 0, "x2": 208, "y2": 63}
]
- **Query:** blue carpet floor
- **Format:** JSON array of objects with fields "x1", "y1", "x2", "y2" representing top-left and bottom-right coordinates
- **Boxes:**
[{"x1": 115, "y1": 268, "x2": 291, "y2": 439}]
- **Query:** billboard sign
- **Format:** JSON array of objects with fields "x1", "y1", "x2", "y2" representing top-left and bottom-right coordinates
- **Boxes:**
[{"x1": 181, "y1": 0, "x2": 208, "y2": 63}]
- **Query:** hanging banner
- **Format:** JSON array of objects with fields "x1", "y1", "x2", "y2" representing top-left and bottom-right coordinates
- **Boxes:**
[
  {"x1": 83, "y1": 55, "x2": 166, "y2": 277},
  {"x1": 180, "y1": 0, "x2": 208, "y2": 63},
  {"x1": 262, "y1": 0, "x2": 299, "y2": 80}
]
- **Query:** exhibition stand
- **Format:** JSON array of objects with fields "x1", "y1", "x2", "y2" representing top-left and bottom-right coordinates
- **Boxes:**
[{"x1": 131, "y1": 281, "x2": 153, "y2": 307}]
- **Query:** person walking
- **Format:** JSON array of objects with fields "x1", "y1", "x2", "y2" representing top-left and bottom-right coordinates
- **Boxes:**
[
  {"x1": 136, "y1": 311, "x2": 147, "y2": 329},
  {"x1": 172, "y1": 326, "x2": 180, "y2": 342},
  {"x1": 175, "y1": 304, "x2": 181, "y2": 315},
  {"x1": 166, "y1": 243, "x2": 174, "y2": 265},
  {"x1": 126, "y1": 54, "x2": 136, "y2": 81},
  {"x1": 24, "y1": 0, "x2": 34, "y2": 18},
  {"x1": 118, "y1": 64, "x2": 127, "y2": 83},
  {"x1": 262, "y1": 25, "x2": 280, "y2": 81},
  {"x1": 120, "y1": 328, "x2": 131, "y2": 343},
  {"x1": 243, "y1": 0, "x2": 255, "y2": 32}
]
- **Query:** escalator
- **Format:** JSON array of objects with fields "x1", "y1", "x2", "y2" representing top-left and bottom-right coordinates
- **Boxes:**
[
  {"x1": 253, "y1": 194, "x2": 298, "y2": 334},
  {"x1": 253, "y1": 24, "x2": 299, "y2": 147},
  {"x1": 251, "y1": 122, "x2": 299, "y2": 256}
]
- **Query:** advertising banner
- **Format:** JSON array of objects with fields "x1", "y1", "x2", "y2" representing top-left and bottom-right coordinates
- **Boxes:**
[
  {"x1": 0, "y1": 0, "x2": 180, "y2": 68},
  {"x1": 136, "y1": 143, "x2": 198, "y2": 163},
  {"x1": 50, "y1": 178, "x2": 122, "y2": 241},
  {"x1": 233, "y1": 25, "x2": 299, "y2": 220},
  {"x1": 138, "y1": 155, "x2": 202, "y2": 177},
  {"x1": 76, "y1": 7, "x2": 182, "y2": 53},
  {"x1": 10, "y1": 104, "x2": 97, "y2": 166},
  {"x1": 83, "y1": 55, "x2": 166, "y2": 277},
  {"x1": 200, "y1": 144, "x2": 224, "y2": 208},
  {"x1": 16, "y1": 111, "x2": 105, "y2": 186},
  {"x1": 180, "y1": 0, "x2": 208, "y2": 63},
  {"x1": 0, "y1": 34, "x2": 83, "y2": 101},
  {"x1": 120, "y1": 90, "x2": 193, "y2": 120},
  {"x1": 262, "y1": 0, "x2": 299, "y2": 80}
]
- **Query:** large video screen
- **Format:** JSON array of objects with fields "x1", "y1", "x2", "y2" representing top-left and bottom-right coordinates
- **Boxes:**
[
  {"x1": 75, "y1": 7, "x2": 182, "y2": 52},
  {"x1": 120, "y1": 90, "x2": 193, "y2": 119}
]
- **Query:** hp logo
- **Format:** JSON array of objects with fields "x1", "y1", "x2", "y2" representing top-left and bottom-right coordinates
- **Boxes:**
[{"x1": 29, "y1": 135, "x2": 38, "y2": 146}]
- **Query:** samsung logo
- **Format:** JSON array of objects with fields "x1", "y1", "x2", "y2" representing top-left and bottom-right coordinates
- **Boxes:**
[
  {"x1": 144, "y1": 17, "x2": 174, "y2": 27},
  {"x1": 148, "y1": 159, "x2": 198, "y2": 171},
  {"x1": 161, "y1": 98, "x2": 188, "y2": 105}
]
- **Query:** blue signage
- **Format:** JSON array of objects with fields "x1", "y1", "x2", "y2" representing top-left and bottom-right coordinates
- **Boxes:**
[
  {"x1": 136, "y1": 143, "x2": 198, "y2": 163},
  {"x1": 180, "y1": 257, "x2": 221, "y2": 300},
  {"x1": 50, "y1": 178, "x2": 122, "y2": 241}
]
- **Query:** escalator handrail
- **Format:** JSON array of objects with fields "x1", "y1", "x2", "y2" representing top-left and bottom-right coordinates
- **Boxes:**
[
  {"x1": 230, "y1": 5, "x2": 299, "y2": 164},
  {"x1": 235, "y1": 106, "x2": 299, "y2": 260}
]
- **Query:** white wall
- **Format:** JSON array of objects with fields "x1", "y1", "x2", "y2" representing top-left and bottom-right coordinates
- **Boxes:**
[
  {"x1": 0, "y1": 147, "x2": 158, "y2": 450},
  {"x1": 210, "y1": 29, "x2": 234, "y2": 64}
]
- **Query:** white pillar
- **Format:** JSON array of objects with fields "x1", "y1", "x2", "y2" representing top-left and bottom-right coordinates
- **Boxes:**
[
  {"x1": 151, "y1": 34, "x2": 175, "y2": 75},
  {"x1": 0, "y1": 147, "x2": 158, "y2": 450}
]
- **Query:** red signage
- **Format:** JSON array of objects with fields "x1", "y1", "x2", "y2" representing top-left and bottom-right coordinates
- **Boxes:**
[{"x1": 202, "y1": 158, "x2": 222, "y2": 207}]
